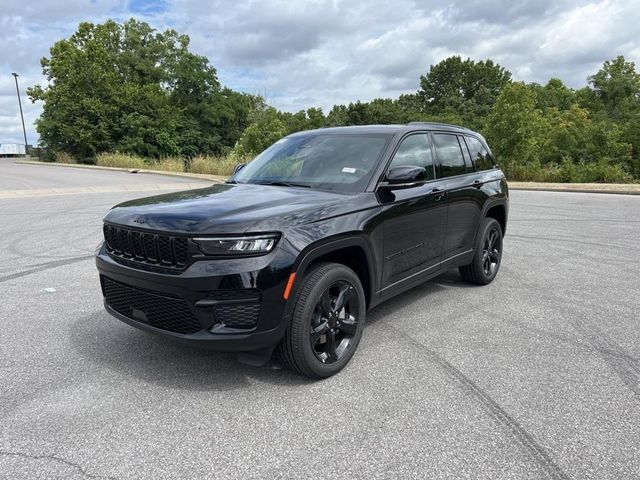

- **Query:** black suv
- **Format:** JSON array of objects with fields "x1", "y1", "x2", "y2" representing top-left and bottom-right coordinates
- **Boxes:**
[{"x1": 96, "y1": 123, "x2": 508, "y2": 378}]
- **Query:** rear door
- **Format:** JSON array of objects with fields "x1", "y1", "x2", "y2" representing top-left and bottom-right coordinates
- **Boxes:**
[
  {"x1": 431, "y1": 132, "x2": 483, "y2": 260},
  {"x1": 378, "y1": 133, "x2": 448, "y2": 291}
]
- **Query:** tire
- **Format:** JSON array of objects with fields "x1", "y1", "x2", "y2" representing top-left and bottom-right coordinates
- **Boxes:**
[
  {"x1": 459, "y1": 217, "x2": 503, "y2": 285},
  {"x1": 278, "y1": 262, "x2": 366, "y2": 379}
]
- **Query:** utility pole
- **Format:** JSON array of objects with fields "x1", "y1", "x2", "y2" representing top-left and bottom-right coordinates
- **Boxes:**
[{"x1": 11, "y1": 72, "x2": 29, "y2": 157}]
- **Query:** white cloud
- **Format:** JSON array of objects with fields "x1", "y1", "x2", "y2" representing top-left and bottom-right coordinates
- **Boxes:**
[{"x1": 1, "y1": 0, "x2": 639, "y2": 144}]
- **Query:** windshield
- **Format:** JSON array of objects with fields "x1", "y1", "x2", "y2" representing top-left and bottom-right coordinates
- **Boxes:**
[{"x1": 233, "y1": 133, "x2": 392, "y2": 193}]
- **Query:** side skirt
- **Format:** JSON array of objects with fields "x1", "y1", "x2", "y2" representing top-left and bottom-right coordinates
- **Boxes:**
[{"x1": 371, "y1": 249, "x2": 474, "y2": 308}]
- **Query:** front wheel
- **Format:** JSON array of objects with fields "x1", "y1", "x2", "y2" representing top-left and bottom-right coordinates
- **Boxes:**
[
  {"x1": 278, "y1": 262, "x2": 366, "y2": 378},
  {"x1": 459, "y1": 217, "x2": 503, "y2": 285}
]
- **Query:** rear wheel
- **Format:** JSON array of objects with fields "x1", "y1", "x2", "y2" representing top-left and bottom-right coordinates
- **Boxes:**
[
  {"x1": 278, "y1": 262, "x2": 366, "y2": 378},
  {"x1": 459, "y1": 217, "x2": 503, "y2": 285}
]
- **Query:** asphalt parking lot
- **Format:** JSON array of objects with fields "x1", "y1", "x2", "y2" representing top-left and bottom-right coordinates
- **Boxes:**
[{"x1": 1, "y1": 160, "x2": 639, "y2": 479}]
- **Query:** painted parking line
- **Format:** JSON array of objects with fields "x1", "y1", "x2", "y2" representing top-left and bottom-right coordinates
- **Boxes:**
[{"x1": 0, "y1": 183, "x2": 210, "y2": 199}]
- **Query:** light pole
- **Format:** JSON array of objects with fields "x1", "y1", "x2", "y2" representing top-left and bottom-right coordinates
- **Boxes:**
[{"x1": 11, "y1": 72, "x2": 29, "y2": 156}]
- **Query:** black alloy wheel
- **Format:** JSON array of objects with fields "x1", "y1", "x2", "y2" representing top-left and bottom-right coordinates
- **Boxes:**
[
  {"x1": 278, "y1": 262, "x2": 366, "y2": 378},
  {"x1": 459, "y1": 217, "x2": 503, "y2": 285},
  {"x1": 310, "y1": 280, "x2": 360, "y2": 364},
  {"x1": 482, "y1": 226, "x2": 502, "y2": 277}
]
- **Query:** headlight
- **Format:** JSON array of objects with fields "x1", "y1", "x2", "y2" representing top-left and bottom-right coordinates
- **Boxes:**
[{"x1": 193, "y1": 234, "x2": 280, "y2": 256}]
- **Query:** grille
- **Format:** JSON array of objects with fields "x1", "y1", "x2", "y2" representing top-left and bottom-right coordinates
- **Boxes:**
[
  {"x1": 104, "y1": 224, "x2": 189, "y2": 269},
  {"x1": 102, "y1": 277, "x2": 201, "y2": 335},
  {"x1": 214, "y1": 303, "x2": 261, "y2": 328},
  {"x1": 201, "y1": 290, "x2": 261, "y2": 329}
]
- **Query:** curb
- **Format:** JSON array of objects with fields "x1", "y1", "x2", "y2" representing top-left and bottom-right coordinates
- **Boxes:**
[
  {"x1": 510, "y1": 187, "x2": 640, "y2": 195},
  {"x1": 13, "y1": 160, "x2": 640, "y2": 195},
  {"x1": 509, "y1": 182, "x2": 640, "y2": 195},
  {"x1": 14, "y1": 159, "x2": 227, "y2": 183}
]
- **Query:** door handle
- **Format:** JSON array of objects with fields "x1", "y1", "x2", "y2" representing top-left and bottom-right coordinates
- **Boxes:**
[
  {"x1": 430, "y1": 188, "x2": 446, "y2": 201},
  {"x1": 473, "y1": 180, "x2": 483, "y2": 189}
]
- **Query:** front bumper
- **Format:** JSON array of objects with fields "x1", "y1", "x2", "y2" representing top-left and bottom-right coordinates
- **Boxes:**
[{"x1": 95, "y1": 244, "x2": 296, "y2": 352}]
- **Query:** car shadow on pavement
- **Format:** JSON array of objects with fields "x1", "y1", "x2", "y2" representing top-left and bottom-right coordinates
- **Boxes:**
[
  {"x1": 70, "y1": 270, "x2": 472, "y2": 390},
  {"x1": 69, "y1": 313, "x2": 314, "y2": 391},
  {"x1": 366, "y1": 269, "x2": 477, "y2": 325}
]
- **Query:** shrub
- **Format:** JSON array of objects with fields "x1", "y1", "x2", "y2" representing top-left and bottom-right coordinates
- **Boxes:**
[
  {"x1": 54, "y1": 151, "x2": 77, "y2": 164},
  {"x1": 505, "y1": 158, "x2": 634, "y2": 183}
]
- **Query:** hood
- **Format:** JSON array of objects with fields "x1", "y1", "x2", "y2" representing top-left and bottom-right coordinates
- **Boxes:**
[{"x1": 103, "y1": 183, "x2": 350, "y2": 234}]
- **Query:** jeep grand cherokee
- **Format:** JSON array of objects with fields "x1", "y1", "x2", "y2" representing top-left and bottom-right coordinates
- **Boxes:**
[{"x1": 96, "y1": 123, "x2": 508, "y2": 378}]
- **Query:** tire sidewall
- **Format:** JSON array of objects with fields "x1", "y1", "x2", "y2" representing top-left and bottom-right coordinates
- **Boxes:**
[{"x1": 294, "y1": 264, "x2": 366, "y2": 377}]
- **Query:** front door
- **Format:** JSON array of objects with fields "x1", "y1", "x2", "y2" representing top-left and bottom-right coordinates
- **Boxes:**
[{"x1": 378, "y1": 133, "x2": 448, "y2": 291}]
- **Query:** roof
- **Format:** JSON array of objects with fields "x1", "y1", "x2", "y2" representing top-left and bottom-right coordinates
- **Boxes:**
[{"x1": 288, "y1": 122, "x2": 475, "y2": 137}]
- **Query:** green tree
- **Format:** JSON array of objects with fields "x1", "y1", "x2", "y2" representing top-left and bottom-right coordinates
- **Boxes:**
[
  {"x1": 305, "y1": 107, "x2": 325, "y2": 129},
  {"x1": 485, "y1": 82, "x2": 543, "y2": 170},
  {"x1": 236, "y1": 107, "x2": 287, "y2": 155},
  {"x1": 537, "y1": 105, "x2": 629, "y2": 165},
  {"x1": 396, "y1": 93, "x2": 423, "y2": 119},
  {"x1": 28, "y1": 19, "x2": 250, "y2": 160},
  {"x1": 419, "y1": 56, "x2": 512, "y2": 120},
  {"x1": 587, "y1": 56, "x2": 640, "y2": 176},
  {"x1": 588, "y1": 56, "x2": 640, "y2": 119},
  {"x1": 325, "y1": 104, "x2": 349, "y2": 126},
  {"x1": 532, "y1": 78, "x2": 576, "y2": 111}
]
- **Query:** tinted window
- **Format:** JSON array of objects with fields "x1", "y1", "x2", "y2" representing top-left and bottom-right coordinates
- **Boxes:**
[
  {"x1": 234, "y1": 133, "x2": 392, "y2": 193},
  {"x1": 389, "y1": 134, "x2": 435, "y2": 180},
  {"x1": 465, "y1": 136, "x2": 494, "y2": 171},
  {"x1": 459, "y1": 136, "x2": 474, "y2": 170},
  {"x1": 433, "y1": 134, "x2": 467, "y2": 177}
]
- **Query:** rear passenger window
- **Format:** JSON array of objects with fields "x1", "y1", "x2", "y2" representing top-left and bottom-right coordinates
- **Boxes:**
[
  {"x1": 465, "y1": 136, "x2": 495, "y2": 171},
  {"x1": 389, "y1": 134, "x2": 435, "y2": 180},
  {"x1": 433, "y1": 134, "x2": 467, "y2": 177},
  {"x1": 459, "y1": 136, "x2": 474, "y2": 171}
]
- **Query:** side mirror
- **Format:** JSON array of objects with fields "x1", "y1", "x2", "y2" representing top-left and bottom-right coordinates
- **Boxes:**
[
  {"x1": 233, "y1": 163, "x2": 246, "y2": 174},
  {"x1": 379, "y1": 166, "x2": 427, "y2": 189}
]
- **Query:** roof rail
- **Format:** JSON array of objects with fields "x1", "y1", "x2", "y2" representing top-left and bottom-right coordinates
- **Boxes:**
[{"x1": 407, "y1": 121, "x2": 472, "y2": 131}]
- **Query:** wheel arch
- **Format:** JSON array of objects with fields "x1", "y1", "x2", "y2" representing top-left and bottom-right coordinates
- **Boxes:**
[
  {"x1": 286, "y1": 234, "x2": 377, "y2": 313},
  {"x1": 469, "y1": 198, "x2": 508, "y2": 249},
  {"x1": 484, "y1": 202, "x2": 507, "y2": 235}
]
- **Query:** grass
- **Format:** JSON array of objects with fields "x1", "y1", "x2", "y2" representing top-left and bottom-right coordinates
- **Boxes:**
[
  {"x1": 190, "y1": 155, "x2": 248, "y2": 176},
  {"x1": 96, "y1": 152, "x2": 146, "y2": 169},
  {"x1": 93, "y1": 152, "x2": 242, "y2": 176},
  {"x1": 150, "y1": 156, "x2": 185, "y2": 172}
]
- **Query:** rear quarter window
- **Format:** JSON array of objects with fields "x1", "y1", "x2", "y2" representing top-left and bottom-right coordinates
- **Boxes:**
[{"x1": 465, "y1": 136, "x2": 495, "y2": 171}]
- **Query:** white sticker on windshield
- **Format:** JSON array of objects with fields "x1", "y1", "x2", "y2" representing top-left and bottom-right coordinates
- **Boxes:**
[{"x1": 342, "y1": 167, "x2": 356, "y2": 173}]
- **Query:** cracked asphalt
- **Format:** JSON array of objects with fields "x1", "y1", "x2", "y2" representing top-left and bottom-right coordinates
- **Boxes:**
[{"x1": 1, "y1": 160, "x2": 639, "y2": 479}]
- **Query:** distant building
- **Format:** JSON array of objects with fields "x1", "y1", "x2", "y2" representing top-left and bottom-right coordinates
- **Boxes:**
[{"x1": 0, "y1": 144, "x2": 27, "y2": 157}]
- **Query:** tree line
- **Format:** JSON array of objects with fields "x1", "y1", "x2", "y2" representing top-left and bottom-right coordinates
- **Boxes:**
[{"x1": 29, "y1": 19, "x2": 640, "y2": 182}]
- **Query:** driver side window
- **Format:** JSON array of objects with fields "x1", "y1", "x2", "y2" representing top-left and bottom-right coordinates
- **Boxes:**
[{"x1": 388, "y1": 134, "x2": 435, "y2": 180}]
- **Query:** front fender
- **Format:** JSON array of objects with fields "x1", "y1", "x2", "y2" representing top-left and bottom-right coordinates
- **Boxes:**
[{"x1": 281, "y1": 233, "x2": 378, "y2": 318}]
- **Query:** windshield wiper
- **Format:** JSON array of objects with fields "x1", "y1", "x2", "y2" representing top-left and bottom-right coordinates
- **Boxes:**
[{"x1": 254, "y1": 180, "x2": 311, "y2": 188}]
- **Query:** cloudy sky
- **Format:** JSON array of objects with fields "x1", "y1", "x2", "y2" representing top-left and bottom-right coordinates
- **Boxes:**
[{"x1": 1, "y1": 0, "x2": 639, "y2": 145}]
